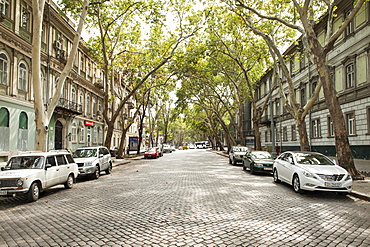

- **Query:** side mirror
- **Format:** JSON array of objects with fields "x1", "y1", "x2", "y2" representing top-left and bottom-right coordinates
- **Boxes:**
[
  {"x1": 99, "y1": 154, "x2": 104, "y2": 158},
  {"x1": 45, "y1": 164, "x2": 52, "y2": 169},
  {"x1": 332, "y1": 159, "x2": 337, "y2": 165},
  {"x1": 288, "y1": 157, "x2": 294, "y2": 164}
]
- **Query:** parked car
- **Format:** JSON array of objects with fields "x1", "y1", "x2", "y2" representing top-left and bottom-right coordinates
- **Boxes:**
[
  {"x1": 0, "y1": 151, "x2": 79, "y2": 202},
  {"x1": 229, "y1": 146, "x2": 249, "y2": 165},
  {"x1": 163, "y1": 144, "x2": 172, "y2": 153},
  {"x1": 273, "y1": 151, "x2": 353, "y2": 193},
  {"x1": 242, "y1": 151, "x2": 274, "y2": 174},
  {"x1": 73, "y1": 146, "x2": 112, "y2": 179},
  {"x1": 144, "y1": 147, "x2": 160, "y2": 159},
  {"x1": 110, "y1": 146, "x2": 118, "y2": 157}
]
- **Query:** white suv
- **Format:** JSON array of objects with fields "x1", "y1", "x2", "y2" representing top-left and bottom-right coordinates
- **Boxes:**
[
  {"x1": 73, "y1": 146, "x2": 112, "y2": 179},
  {"x1": 0, "y1": 151, "x2": 79, "y2": 202}
]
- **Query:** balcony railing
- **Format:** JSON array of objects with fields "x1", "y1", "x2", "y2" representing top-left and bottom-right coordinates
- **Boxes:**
[{"x1": 55, "y1": 98, "x2": 82, "y2": 115}]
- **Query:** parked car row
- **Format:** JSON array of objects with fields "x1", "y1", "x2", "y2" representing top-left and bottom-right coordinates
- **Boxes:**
[
  {"x1": 0, "y1": 146, "x2": 113, "y2": 202},
  {"x1": 229, "y1": 146, "x2": 353, "y2": 194}
]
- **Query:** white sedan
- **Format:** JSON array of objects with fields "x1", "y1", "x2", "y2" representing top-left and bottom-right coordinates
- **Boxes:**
[{"x1": 273, "y1": 151, "x2": 352, "y2": 193}]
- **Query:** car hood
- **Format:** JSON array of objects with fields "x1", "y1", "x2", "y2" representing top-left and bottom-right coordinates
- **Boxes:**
[
  {"x1": 300, "y1": 165, "x2": 348, "y2": 175},
  {"x1": 73, "y1": 157, "x2": 98, "y2": 163},
  {"x1": 0, "y1": 169, "x2": 42, "y2": 178},
  {"x1": 253, "y1": 159, "x2": 274, "y2": 164},
  {"x1": 233, "y1": 152, "x2": 247, "y2": 155}
]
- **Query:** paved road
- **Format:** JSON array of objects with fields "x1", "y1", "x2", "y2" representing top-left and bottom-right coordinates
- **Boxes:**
[{"x1": 1, "y1": 149, "x2": 370, "y2": 246}]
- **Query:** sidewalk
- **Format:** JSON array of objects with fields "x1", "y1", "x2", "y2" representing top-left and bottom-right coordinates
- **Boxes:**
[{"x1": 210, "y1": 150, "x2": 370, "y2": 202}]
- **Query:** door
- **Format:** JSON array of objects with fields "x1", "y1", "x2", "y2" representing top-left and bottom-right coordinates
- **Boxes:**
[
  {"x1": 55, "y1": 120, "x2": 63, "y2": 150},
  {"x1": 45, "y1": 156, "x2": 60, "y2": 187}
]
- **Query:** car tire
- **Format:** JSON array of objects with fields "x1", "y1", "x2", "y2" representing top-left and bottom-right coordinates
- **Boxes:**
[
  {"x1": 105, "y1": 163, "x2": 112, "y2": 174},
  {"x1": 250, "y1": 164, "x2": 255, "y2": 174},
  {"x1": 27, "y1": 182, "x2": 40, "y2": 202},
  {"x1": 229, "y1": 158, "x2": 232, "y2": 164},
  {"x1": 242, "y1": 161, "x2": 246, "y2": 171},
  {"x1": 273, "y1": 169, "x2": 281, "y2": 183},
  {"x1": 93, "y1": 166, "x2": 100, "y2": 179},
  {"x1": 64, "y1": 174, "x2": 74, "y2": 189},
  {"x1": 293, "y1": 174, "x2": 302, "y2": 193}
]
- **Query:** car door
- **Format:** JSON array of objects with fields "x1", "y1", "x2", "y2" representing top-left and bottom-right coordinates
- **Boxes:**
[
  {"x1": 98, "y1": 148, "x2": 107, "y2": 170},
  {"x1": 55, "y1": 155, "x2": 69, "y2": 184},
  {"x1": 278, "y1": 153, "x2": 294, "y2": 183},
  {"x1": 44, "y1": 156, "x2": 60, "y2": 187},
  {"x1": 244, "y1": 153, "x2": 252, "y2": 168}
]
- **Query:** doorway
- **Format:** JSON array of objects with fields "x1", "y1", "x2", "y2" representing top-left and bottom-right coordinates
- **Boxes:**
[{"x1": 55, "y1": 120, "x2": 63, "y2": 149}]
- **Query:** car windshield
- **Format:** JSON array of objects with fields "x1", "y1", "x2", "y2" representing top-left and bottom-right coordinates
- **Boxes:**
[
  {"x1": 233, "y1": 147, "x2": 248, "y2": 152},
  {"x1": 147, "y1": 148, "x2": 156, "y2": 152},
  {"x1": 4, "y1": 156, "x2": 45, "y2": 170},
  {"x1": 73, "y1": 149, "x2": 97, "y2": 158},
  {"x1": 295, "y1": 153, "x2": 334, "y2": 165},
  {"x1": 251, "y1": 152, "x2": 272, "y2": 159}
]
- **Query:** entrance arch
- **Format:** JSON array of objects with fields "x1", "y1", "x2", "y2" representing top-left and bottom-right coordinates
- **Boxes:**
[{"x1": 55, "y1": 120, "x2": 63, "y2": 149}]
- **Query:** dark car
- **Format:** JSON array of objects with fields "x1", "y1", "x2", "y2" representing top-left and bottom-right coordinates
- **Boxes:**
[
  {"x1": 242, "y1": 150, "x2": 274, "y2": 174},
  {"x1": 144, "y1": 147, "x2": 160, "y2": 159}
]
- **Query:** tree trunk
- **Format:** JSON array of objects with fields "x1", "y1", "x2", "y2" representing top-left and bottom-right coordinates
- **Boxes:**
[
  {"x1": 253, "y1": 120, "x2": 261, "y2": 150},
  {"x1": 310, "y1": 44, "x2": 360, "y2": 178},
  {"x1": 296, "y1": 114, "x2": 310, "y2": 151}
]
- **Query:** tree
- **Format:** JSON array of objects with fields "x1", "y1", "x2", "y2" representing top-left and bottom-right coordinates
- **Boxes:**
[
  {"x1": 32, "y1": 0, "x2": 90, "y2": 151},
  {"x1": 232, "y1": 0, "x2": 365, "y2": 177}
]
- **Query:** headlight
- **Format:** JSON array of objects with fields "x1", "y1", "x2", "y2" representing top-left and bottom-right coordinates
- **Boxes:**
[
  {"x1": 16, "y1": 178, "x2": 23, "y2": 187},
  {"x1": 345, "y1": 174, "x2": 352, "y2": 181},
  {"x1": 254, "y1": 163, "x2": 264, "y2": 167},
  {"x1": 303, "y1": 171, "x2": 316, "y2": 179}
]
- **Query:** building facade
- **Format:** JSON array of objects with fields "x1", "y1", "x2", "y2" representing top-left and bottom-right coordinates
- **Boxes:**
[
  {"x1": 0, "y1": 0, "x2": 106, "y2": 162},
  {"x1": 254, "y1": 0, "x2": 370, "y2": 159}
]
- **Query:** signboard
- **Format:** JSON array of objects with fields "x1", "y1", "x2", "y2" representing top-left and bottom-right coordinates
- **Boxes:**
[
  {"x1": 128, "y1": 137, "x2": 139, "y2": 151},
  {"x1": 245, "y1": 136, "x2": 255, "y2": 150},
  {"x1": 84, "y1": 120, "x2": 94, "y2": 127}
]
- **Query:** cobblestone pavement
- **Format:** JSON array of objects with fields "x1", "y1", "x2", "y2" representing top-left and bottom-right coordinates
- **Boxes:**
[{"x1": 1, "y1": 149, "x2": 370, "y2": 246}]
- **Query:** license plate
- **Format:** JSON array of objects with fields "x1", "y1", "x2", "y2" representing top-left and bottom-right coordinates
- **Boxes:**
[
  {"x1": 325, "y1": 182, "x2": 342, "y2": 188},
  {"x1": 264, "y1": 168, "x2": 273, "y2": 171},
  {"x1": 0, "y1": 190, "x2": 8, "y2": 195}
]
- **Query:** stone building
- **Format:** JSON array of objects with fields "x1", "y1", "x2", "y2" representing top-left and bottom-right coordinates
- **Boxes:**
[{"x1": 254, "y1": 0, "x2": 370, "y2": 159}]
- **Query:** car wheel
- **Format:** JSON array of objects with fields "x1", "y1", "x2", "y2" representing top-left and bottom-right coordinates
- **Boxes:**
[
  {"x1": 229, "y1": 158, "x2": 232, "y2": 164},
  {"x1": 64, "y1": 174, "x2": 74, "y2": 189},
  {"x1": 273, "y1": 169, "x2": 281, "y2": 183},
  {"x1": 27, "y1": 182, "x2": 40, "y2": 202},
  {"x1": 232, "y1": 158, "x2": 236, "y2": 166},
  {"x1": 293, "y1": 174, "x2": 302, "y2": 193},
  {"x1": 93, "y1": 166, "x2": 100, "y2": 179},
  {"x1": 250, "y1": 164, "x2": 255, "y2": 174},
  {"x1": 105, "y1": 163, "x2": 112, "y2": 174},
  {"x1": 242, "y1": 161, "x2": 246, "y2": 171}
]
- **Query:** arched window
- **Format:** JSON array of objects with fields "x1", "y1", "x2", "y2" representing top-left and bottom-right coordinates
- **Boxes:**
[
  {"x1": 71, "y1": 86, "x2": 76, "y2": 103},
  {"x1": 71, "y1": 121, "x2": 77, "y2": 143},
  {"x1": 0, "y1": 107, "x2": 9, "y2": 151},
  {"x1": 79, "y1": 91, "x2": 84, "y2": 112},
  {"x1": 18, "y1": 112, "x2": 28, "y2": 151},
  {"x1": 0, "y1": 53, "x2": 9, "y2": 85},
  {"x1": 18, "y1": 62, "x2": 28, "y2": 91},
  {"x1": 92, "y1": 97, "x2": 97, "y2": 116}
]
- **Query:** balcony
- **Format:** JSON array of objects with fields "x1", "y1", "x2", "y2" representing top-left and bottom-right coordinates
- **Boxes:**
[{"x1": 54, "y1": 98, "x2": 82, "y2": 116}]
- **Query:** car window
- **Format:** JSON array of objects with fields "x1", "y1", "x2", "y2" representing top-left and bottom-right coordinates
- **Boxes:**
[
  {"x1": 4, "y1": 156, "x2": 45, "y2": 170},
  {"x1": 56, "y1": 155, "x2": 68, "y2": 166},
  {"x1": 47, "y1": 156, "x2": 57, "y2": 167},
  {"x1": 66, "y1": 154, "x2": 75, "y2": 164},
  {"x1": 295, "y1": 153, "x2": 334, "y2": 165},
  {"x1": 252, "y1": 152, "x2": 272, "y2": 159},
  {"x1": 100, "y1": 148, "x2": 109, "y2": 155},
  {"x1": 73, "y1": 149, "x2": 97, "y2": 158}
]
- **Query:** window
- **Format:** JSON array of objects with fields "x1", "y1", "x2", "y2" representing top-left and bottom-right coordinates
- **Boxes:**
[
  {"x1": 301, "y1": 87, "x2": 306, "y2": 106},
  {"x1": 368, "y1": 107, "x2": 370, "y2": 134},
  {"x1": 79, "y1": 91, "x2": 84, "y2": 112},
  {"x1": 18, "y1": 112, "x2": 28, "y2": 151},
  {"x1": 18, "y1": 62, "x2": 28, "y2": 91},
  {"x1": 21, "y1": 6, "x2": 30, "y2": 31},
  {"x1": 0, "y1": 107, "x2": 10, "y2": 151},
  {"x1": 98, "y1": 127, "x2": 103, "y2": 145},
  {"x1": 311, "y1": 119, "x2": 321, "y2": 138},
  {"x1": 346, "y1": 63, "x2": 354, "y2": 89},
  {"x1": 275, "y1": 99, "x2": 280, "y2": 116},
  {"x1": 345, "y1": 11, "x2": 354, "y2": 36},
  {"x1": 291, "y1": 125, "x2": 297, "y2": 141},
  {"x1": 92, "y1": 97, "x2": 97, "y2": 116},
  {"x1": 86, "y1": 94, "x2": 91, "y2": 115},
  {"x1": 0, "y1": 53, "x2": 8, "y2": 85},
  {"x1": 71, "y1": 122, "x2": 77, "y2": 143},
  {"x1": 328, "y1": 116, "x2": 334, "y2": 137},
  {"x1": 265, "y1": 131, "x2": 268, "y2": 143},
  {"x1": 0, "y1": 0, "x2": 10, "y2": 16},
  {"x1": 79, "y1": 122, "x2": 85, "y2": 143},
  {"x1": 283, "y1": 126, "x2": 288, "y2": 141},
  {"x1": 93, "y1": 127, "x2": 97, "y2": 144},
  {"x1": 346, "y1": 112, "x2": 355, "y2": 135},
  {"x1": 71, "y1": 86, "x2": 76, "y2": 103}
]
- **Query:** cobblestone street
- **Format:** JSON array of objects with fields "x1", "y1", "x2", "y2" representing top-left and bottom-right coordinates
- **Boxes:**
[{"x1": 1, "y1": 149, "x2": 370, "y2": 246}]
